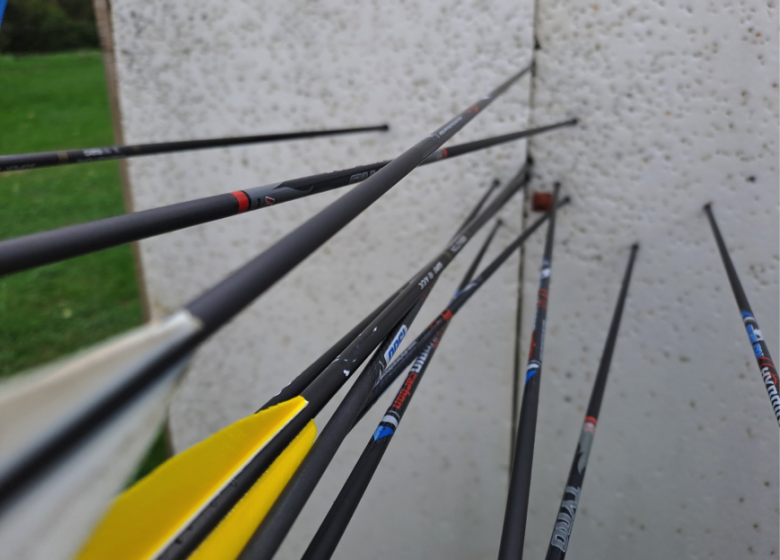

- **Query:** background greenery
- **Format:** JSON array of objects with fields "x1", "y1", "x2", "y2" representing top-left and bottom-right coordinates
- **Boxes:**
[
  {"x1": 0, "y1": 51, "x2": 167, "y2": 482},
  {"x1": 0, "y1": 0, "x2": 99, "y2": 54}
]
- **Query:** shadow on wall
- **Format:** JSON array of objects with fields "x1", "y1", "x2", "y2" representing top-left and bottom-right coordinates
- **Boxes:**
[{"x1": 0, "y1": 0, "x2": 99, "y2": 54}]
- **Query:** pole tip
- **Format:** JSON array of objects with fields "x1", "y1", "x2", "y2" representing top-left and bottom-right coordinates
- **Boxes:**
[
  {"x1": 703, "y1": 202, "x2": 712, "y2": 211},
  {"x1": 380, "y1": 124, "x2": 390, "y2": 131},
  {"x1": 570, "y1": 118, "x2": 579, "y2": 126},
  {"x1": 491, "y1": 178, "x2": 501, "y2": 188},
  {"x1": 631, "y1": 242, "x2": 640, "y2": 251}
]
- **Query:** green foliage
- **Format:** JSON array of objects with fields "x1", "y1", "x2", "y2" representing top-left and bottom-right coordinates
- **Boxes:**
[{"x1": 0, "y1": 0, "x2": 99, "y2": 53}]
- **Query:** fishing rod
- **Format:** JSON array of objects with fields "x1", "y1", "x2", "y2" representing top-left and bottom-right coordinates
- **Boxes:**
[
  {"x1": 0, "y1": 124, "x2": 389, "y2": 173},
  {"x1": 301, "y1": 218, "x2": 505, "y2": 560},
  {"x1": 545, "y1": 244, "x2": 638, "y2": 560},
  {"x1": 0, "y1": 66, "x2": 529, "y2": 523},
  {"x1": 498, "y1": 183, "x2": 561, "y2": 560},
  {"x1": 238, "y1": 192, "x2": 567, "y2": 560},
  {"x1": 704, "y1": 204, "x2": 780, "y2": 426},
  {"x1": 0, "y1": 118, "x2": 574, "y2": 276},
  {"x1": 261, "y1": 178, "x2": 502, "y2": 411},
  {"x1": 76, "y1": 172, "x2": 522, "y2": 560}
]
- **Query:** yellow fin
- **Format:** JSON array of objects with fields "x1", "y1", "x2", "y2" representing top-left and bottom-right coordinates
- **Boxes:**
[
  {"x1": 75, "y1": 396, "x2": 309, "y2": 560},
  {"x1": 190, "y1": 420, "x2": 316, "y2": 560}
]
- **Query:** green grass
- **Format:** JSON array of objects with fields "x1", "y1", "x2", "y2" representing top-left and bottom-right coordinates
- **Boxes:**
[{"x1": 0, "y1": 51, "x2": 168, "y2": 482}]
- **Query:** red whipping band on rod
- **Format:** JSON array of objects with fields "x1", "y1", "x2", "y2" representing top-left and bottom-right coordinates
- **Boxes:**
[
  {"x1": 584, "y1": 416, "x2": 597, "y2": 425},
  {"x1": 441, "y1": 309, "x2": 454, "y2": 322},
  {"x1": 231, "y1": 191, "x2": 251, "y2": 213}
]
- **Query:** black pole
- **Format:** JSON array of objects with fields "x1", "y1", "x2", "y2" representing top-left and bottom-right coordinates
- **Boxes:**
[
  {"x1": 260, "y1": 176, "x2": 503, "y2": 410},
  {"x1": 498, "y1": 182, "x2": 561, "y2": 560},
  {"x1": 233, "y1": 165, "x2": 532, "y2": 560},
  {"x1": 301, "y1": 218, "x2": 508, "y2": 560},
  {"x1": 0, "y1": 69, "x2": 530, "y2": 514},
  {"x1": 259, "y1": 288, "x2": 402, "y2": 411},
  {"x1": 361, "y1": 198, "x2": 569, "y2": 421},
  {"x1": 0, "y1": 119, "x2": 575, "y2": 277},
  {"x1": 159, "y1": 169, "x2": 530, "y2": 560},
  {"x1": 703, "y1": 204, "x2": 780, "y2": 426},
  {"x1": 0, "y1": 124, "x2": 389, "y2": 172},
  {"x1": 545, "y1": 244, "x2": 638, "y2": 560}
]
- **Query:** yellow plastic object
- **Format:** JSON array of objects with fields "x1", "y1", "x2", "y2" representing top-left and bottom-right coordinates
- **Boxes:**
[
  {"x1": 190, "y1": 420, "x2": 316, "y2": 560},
  {"x1": 76, "y1": 396, "x2": 309, "y2": 560}
]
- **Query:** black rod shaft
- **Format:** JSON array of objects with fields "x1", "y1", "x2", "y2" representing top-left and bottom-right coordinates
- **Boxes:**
[
  {"x1": 498, "y1": 183, "x2": 561, "y2": 560},
  {"x1": 360, "y1": 198, "x2": 569, "y2": 421},
  {"x1": 0, "y1": 119, "x2": 575, "y2": 277},
  {"x1": 301, "y1": 218, "x2": 508, "y2": 560},
  {"x1": 704, "y1": 204, "x2": 780, "y2": 426},
  {"x1": 545, "y1": 244, "x2": 638, "y2": 560},
  {"x1": 0, "y1": 70, "x2": 529, "y2": 514},
  {"x1": 160, "y1": 171, "x2": 529, "y2": 560},
  {"x1": 0, "y1": 124, "x2": 389, "y2": 172},
  {"x1": 234, "y1": 167, "x2": 531, "y2": 560},
  {"x1": 258, "y1": 288, "x2": 402, "y2": 411},
  {"x1": 260, "y1": 176, "x2": 503, "y2": 410}
]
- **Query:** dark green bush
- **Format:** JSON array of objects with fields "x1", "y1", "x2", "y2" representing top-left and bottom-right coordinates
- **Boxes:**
[{"x1": 0, "y1": 0, "x2": 99, "y2": 54}]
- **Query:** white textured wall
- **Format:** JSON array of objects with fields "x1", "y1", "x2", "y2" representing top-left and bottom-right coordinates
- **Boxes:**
[
  {"x1": 109, "y1": 1, "x2": 538, "y2": 559},
  {"x1": 520, "y1": 1, "x2": 779, "y2": 559}
]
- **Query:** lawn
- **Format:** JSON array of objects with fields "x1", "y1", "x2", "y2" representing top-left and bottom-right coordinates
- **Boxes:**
[{"x1": 0, "y1": 50, "x2": 166, "y2": 482}]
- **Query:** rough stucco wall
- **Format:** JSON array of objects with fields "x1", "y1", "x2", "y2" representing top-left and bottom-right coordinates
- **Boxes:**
[
  {"x1": 520, "y1": 1, "x2": 779, "y2": 559},
  {"x1": 108, "y1": 1, "x2": 538, "y2": 558}
]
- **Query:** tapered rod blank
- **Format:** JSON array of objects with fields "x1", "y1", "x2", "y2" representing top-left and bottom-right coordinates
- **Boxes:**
[
  {"x1": 498, "y1": 183, "x2": 561, "y2": 560},
  {"x1": 0, "y1": 68, "x2": 530, "y2": 516},
  {"x1": 234, "y1": 167, "x2": 532, "y2": 560},
  {"x1": 544, "y1": 244, "x2": 638, "y2": 560},
  {"x1": 0, "y1": 124, "x2": 389, "y2": 172},
  {"x1": 704, "y1": 204, "x2": 780, "y2": 426},
  {"x1": 0, "y1": 119, "x2": 574, "y2": 277},
  {"x1": 301, "y1": 218, "x2": 508, "y2": 560}
]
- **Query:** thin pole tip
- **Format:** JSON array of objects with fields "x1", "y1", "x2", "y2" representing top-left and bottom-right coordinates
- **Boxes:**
[
  {"x1": 703, "y1": 202, "x2": 713, "y2": 211},
  {"x1": 379, "y1": 124, "x2": 391, "y2": 131},
  {"x1": 491, "y1": 178, "x2": 501, "y2": 188},
  {"x1": 631, "y1": 242, "x2": 640, "y2": 251},
  {"x1": 570, "y1": 117, "x2": 579, "y2": 126}
]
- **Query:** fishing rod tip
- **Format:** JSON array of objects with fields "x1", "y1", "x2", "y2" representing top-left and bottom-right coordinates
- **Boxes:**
[
  {"x1": 631, "y1": 242, "x2": 640, "y2": 251},
  {"x1": 703, "y1": 202, "x2": 713, "y2": 211},
  {"x1": 570, "y1": 118, "x2": 579, "y2": 126},
  {"x1": 379, "y1": 124, "x2": 391, "y2": 131}
]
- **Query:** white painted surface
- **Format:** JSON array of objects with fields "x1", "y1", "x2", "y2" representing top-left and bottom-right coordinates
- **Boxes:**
[
  {"x1": 108, "y1": 1, "x2": 538, "y2": 558},
  {"x1": 107, "y1": 0, "x2": 778, "y2": 558},
  {"x1": 520, "y1": 0, "x2": 779, "y2": 559}
]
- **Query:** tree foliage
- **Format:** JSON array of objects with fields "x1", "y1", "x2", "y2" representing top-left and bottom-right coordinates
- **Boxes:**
[{"x1": 0, "y1": 0, "x2": 99, "y2": 53}]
